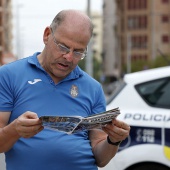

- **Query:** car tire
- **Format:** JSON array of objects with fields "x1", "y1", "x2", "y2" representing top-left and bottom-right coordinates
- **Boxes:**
[{"x1": 128, "y1": 163, "x2": 169, "y2": 170}]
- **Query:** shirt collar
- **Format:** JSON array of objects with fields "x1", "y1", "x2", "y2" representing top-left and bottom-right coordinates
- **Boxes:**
[{"x1": 28, "y1": 52, "x2": 83, "y2": 81}]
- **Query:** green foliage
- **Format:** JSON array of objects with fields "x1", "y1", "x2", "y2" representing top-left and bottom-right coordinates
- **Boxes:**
[
  {"x1": 78, "y1": 56, "x2": 102, "y2": 82},
  {"x1": 93, "y1": 57, "x2": 102, "y2": 81},
  {"x1": 123, "y1": 55, "x2": 170, "y2": 73},
  {"x1": 131, "y1": 60, "x2": 150, "y2": 72},
  {"x1": 150, "y1": 55, "x2": 170, "y2": 68},
  {"x1": 78, "y1": 58, "x2": 86, "y2": 71}
]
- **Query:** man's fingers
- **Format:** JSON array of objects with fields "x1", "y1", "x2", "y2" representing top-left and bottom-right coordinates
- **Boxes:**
[
  {"x1": 112, "y1": 119, "x2": 130, "y2": 131},
  {"x1": 17, "y1": 111, "x2": 41, "y2": 126},
  {"x1": 15, "y1": 111, "x2": 44, "y2": 138},
  {"x1": 24, "y1": 111, "x2": 39, "y2": 119},
  {"x1": 102, "y1": 119, "x2": 130, "y2": 143}
]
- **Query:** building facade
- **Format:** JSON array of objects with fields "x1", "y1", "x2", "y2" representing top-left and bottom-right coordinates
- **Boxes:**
[
  {"x1": 91, "y1": 11, "x2": 103, "y2": 62},
  {"x1": 102, "y1": 0, "x2": 170, "y2": 80},
  {"x1": 102, "y1": 0, "x2": 119, "y2": 82},
  {"x1": 0, "y1": 0, "x2": 13, "y2": 65},
  {"x1": 116, "y1": 0, "x2": 170, "y2": 74}
]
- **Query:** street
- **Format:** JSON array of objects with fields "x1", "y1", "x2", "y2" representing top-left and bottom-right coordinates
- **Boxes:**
[{"x1": 0, "y1": 153, "x2": 6, "y2": 170}]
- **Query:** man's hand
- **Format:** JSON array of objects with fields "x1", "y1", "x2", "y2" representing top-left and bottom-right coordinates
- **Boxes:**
[
  {"x1": 15, "y1": 111, "x2": 44, "y2": 138},
  {"x1": 102, "y1": 119, "x2": 130, "y2": 143}
]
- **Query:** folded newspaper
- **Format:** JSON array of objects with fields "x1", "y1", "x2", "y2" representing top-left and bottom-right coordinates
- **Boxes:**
[{"x1": 40, "y1": 108, "x2": 120, "y2": 134}]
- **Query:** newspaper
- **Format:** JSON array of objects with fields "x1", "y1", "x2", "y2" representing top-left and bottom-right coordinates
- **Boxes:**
[{"x1": 39, "y1": 108, "x2": 120, "y2": 134}]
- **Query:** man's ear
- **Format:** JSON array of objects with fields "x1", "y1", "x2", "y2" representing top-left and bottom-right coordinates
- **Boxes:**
[{"x1": 43, "y1": 27, "x2": 51, "y2": 45}]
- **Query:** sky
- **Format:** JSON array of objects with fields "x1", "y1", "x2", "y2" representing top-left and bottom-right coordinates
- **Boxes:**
[{"x1": 12, "y1": 0, "x2": 103, "y2": 58}]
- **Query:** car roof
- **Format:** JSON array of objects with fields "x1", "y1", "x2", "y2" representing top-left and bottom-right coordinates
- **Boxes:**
[{"x1": 124, "y1": 66, "x2": 170, "y2": 85}]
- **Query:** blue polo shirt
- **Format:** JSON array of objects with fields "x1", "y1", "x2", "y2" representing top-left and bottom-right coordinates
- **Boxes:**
[{"x1": 0, "y1": 52, "x2": 106, "y2": 170}]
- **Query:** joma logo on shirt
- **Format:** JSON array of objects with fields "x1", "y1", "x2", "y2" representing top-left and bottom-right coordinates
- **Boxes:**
[{"x1": 28, "y1": 79, "x2": 42, "y2": 85}]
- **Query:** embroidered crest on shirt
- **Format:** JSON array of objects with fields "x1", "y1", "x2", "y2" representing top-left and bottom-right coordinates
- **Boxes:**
[{"x1": 70, "y1": 85, "x2": 78, "y2": 97}]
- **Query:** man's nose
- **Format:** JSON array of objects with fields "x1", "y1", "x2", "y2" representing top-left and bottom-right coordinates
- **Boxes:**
[{"x1": 63, "y1": 51, "x2": 74, "y2": 62}]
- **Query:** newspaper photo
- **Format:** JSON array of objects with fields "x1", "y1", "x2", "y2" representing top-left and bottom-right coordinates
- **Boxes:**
[{"x1": 39, "y1": 108, "x2": 120, "y2": 134}]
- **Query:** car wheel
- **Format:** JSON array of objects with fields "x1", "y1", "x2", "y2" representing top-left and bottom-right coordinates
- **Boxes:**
[{"x1": 128, "y1": 163, "x2": 169, "y2": 170}]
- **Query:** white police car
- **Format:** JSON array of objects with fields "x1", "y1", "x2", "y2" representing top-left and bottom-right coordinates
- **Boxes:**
[{"x1": 102, "y1": 66, "x2": 170, "y2": 170}]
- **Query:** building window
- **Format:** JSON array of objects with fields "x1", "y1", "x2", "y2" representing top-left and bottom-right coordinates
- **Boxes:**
[
  {"x1": 131, "y1": 35, "x2": 147, "y2": 49},
  {"x1": 135, "y1": 0, "x2": 140, "y2": 9},
  {"x1": 162, "y1": 15, "x2": 169, "y2": 23},
  {"x1": 128, "y1": 0, "x2": 147, "y2": 10},
  {"x1": 131, "y1": 54, "x2": 148, "y2": 61},
  {"x1": 138, "y1": 0, "x2": 147, "y2": 9},
  {"x1": 128, "y1": 15, "x2": 147, "y2": 29},
  {"x1": 131, "y1": 55, "x2": 137, "y2": 61},
  {"x1": 131, "y1": 36, "x2": 136, "y2": 48},
  {"x1": 128, "y1": 0, "x2": 135, "y2": 10},
  {"x1": 162, "y1": 0, "x2": 169, "y2": 3},
  {"x1": 139, "y1": 15, "x2": 147, "y2": 28},
  {"x1": 121, "y1": 18, "x2": 125, "y2": 31},
  {"x1": 0, "y1": 12, "x2": 2, "y2": 26},
  {"x1": 0, "y1": 32, "x2": 2, "y2": 46},
  {"x1": 162, "y1": 35, "x2": 169, "y2": 43},
  {"x1": 140, "y1": 0, "x2": 147, "y2": 9},
  {"x1": 128, "y1": 16, "x2": 135, "y2": 29},
  {"x1": 142, "y1": 36, "x2": 147, "y2": 48},
  {"x1": 0, "y1": 0, "x2": 2, "y2": 7},
  {"x1": 143, "y1": 55, "x2": 148, "y2": 60}
]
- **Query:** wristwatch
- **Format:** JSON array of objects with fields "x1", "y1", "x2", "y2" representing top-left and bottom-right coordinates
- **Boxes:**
[{"x1": 107, "y1": 136, "x2": 121, "y2": 146}]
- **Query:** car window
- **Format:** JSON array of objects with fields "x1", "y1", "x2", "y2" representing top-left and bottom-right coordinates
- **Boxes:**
[
  {"x1": 106, "y1": 80, "x2": 126, "y2": 105},
  {"x1": 135, "y1": 77, "x2": 170, "y2": 109}
]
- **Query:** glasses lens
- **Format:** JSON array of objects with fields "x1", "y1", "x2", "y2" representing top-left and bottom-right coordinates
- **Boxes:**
[
  {"x1": 80, "y1": 53, "x2": 86, "y2": 60},
  {"x1": 58, "y1": 44, "x2": 70, "y2": 54},
  {"x1": 73, "y1": 48, "x2": 87, "y2": 60},
  {"x1": 73, "y1": 52, "x2": 83, "y2": 59},
  {"x1": 53, "y1": 36, "x2": 86, "y2": 60}
]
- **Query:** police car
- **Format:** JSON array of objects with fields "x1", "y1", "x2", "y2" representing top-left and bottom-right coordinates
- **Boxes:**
[{"x1": 101, "y1": 66, "x2": 170, "y2": 170}]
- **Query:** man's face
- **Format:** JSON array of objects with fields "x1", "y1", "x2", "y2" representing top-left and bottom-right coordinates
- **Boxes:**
[{"x1": 42, "y1": 25, "x2": 90, "y2": 83}]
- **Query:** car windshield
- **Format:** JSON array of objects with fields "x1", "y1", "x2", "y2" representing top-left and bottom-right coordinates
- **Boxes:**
[{"x1": 135, "y1": 77, "x2": 170, "y2": 109}]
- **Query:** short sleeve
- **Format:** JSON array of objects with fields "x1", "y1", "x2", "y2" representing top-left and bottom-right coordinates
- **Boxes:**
[
  {"x1": 92, "y1": 84, "x2": 106, "y2": 114},
  {"x1": 0, "y1": 66, "x2": 14, "y2": 111}
]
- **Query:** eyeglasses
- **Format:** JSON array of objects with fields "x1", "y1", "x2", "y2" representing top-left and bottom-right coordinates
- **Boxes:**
[{"x1": 50, "y1": 28, "x2": 87, "y2": 60}]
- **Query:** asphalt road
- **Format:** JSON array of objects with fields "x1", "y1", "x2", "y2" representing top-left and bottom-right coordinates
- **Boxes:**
[{"x1": 0, "y1": 153, "x2": 6, "y2": 170}]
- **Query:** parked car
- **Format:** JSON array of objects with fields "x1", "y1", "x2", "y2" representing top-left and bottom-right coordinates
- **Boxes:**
[{"x1": 100, "y1": 66, "x2": 170, "y2": 170}]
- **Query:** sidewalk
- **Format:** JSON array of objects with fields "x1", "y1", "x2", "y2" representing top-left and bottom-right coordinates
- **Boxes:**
[{"x1": 0, "y1": 153, "x2": 6, "y2": 170}]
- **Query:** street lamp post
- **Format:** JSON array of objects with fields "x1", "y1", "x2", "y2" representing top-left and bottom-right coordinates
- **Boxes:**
[
  {"x1": 16, "y1": 1, "x2": 23, "y2": 59},
  {"x1": 127, "y1": 33, "x2": 131, "y2": 73},
  {"x1": 86, "y1": 0, "x2": 93, "y2": 77}
]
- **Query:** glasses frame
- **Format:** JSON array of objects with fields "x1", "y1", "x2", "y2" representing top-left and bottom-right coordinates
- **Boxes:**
[{"x1": 50, "y1": 27, "x2": 87, "y2": 60}]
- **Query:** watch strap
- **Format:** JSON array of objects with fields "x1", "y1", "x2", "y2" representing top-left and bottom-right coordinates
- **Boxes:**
[{"x1": 107, "y1": 136, "x2": 121, "y2": 146}]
